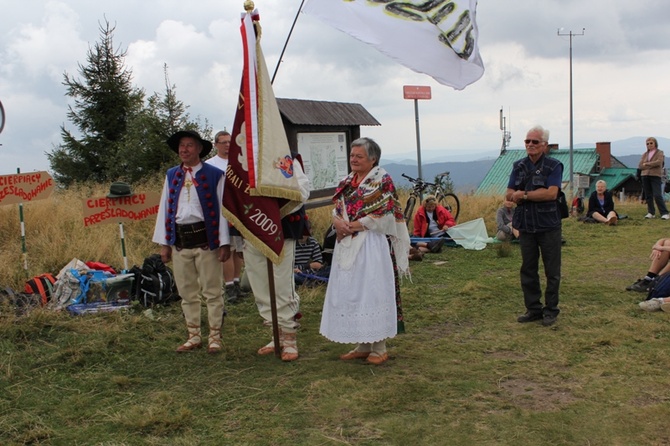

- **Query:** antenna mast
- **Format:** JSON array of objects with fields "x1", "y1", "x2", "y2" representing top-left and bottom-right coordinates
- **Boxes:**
[{"x1": 500, "y1": 107, "x2": 511, "y2": 154}]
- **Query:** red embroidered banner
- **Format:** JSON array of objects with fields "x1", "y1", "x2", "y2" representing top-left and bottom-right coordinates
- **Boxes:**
[{"x1": 222, "y1": 9, "x2": 302, "y2": 264}]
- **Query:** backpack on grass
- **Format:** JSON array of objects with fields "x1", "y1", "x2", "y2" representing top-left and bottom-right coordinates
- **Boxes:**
[
  {"x1": 557, "y1": 190, "x2": 570, "y2": 219},
  {"x1": 1, "y1": 287, "x2": 41, "y2": 315},
  {"x1": 135, "y1": 254, "x2": 179, "y2": 307},
  {"x1": 24, "y1": 273, "x2": 57, "y2": 306}
]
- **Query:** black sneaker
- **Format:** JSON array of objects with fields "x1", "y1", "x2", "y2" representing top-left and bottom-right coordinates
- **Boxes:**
[
  {"x1": 225, "y1": 283, "x2": 240, "y2": 304},
  {"x1": 626, "y1": 278, "x2": 652, "y2": 292},
  {"x1": 517, "y1": 312, "x2": 543, "y2": 323},
  {"x1": 234, "y1": 282, "x2": 248, "y2": 298},
  {"x1": 542, "y1": 314, "x2": 557, "y2": 326}
]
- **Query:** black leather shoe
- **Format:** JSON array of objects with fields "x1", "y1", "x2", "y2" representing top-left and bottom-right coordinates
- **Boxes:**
[
  {"x1": 542, "y1": 315, "x2": 557, "y2": 326},
  {"x1": 517, "y1": 312, "x2": 543, "y2": 323}
]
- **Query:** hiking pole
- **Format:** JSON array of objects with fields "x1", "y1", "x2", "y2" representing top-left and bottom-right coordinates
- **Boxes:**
[{"x1": 118, "y1": 222, "x2": 129, "y2": 272}]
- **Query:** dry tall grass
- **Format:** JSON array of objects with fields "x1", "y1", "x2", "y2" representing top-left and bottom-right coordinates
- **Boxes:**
[
  {"x1": 0, "y1": 177, "x2": 163, "y2": 287},
  {"x1": 0, "y1": 179, "x2": 569, "y2": 288}
]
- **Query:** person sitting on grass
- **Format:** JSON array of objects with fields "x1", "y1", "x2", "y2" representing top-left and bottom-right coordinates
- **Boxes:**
[
  {"x1": 626, "y1": 238, "x2": 670, "y2": 292},
  {"x1": 294, "y1": 229, "x2": 329, "y2": 286},
  {"x1": 412, "y1": 194, "x2": 456, "y2": 239},
  {"x1": 496, "y1": 198, "x2": 520, "y2": 242},
  {"x1": 586, "y1": 180, "x2": 618, "y2": 225}
]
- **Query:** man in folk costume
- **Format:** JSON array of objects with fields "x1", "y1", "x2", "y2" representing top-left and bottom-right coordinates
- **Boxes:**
[
  {"x1": 246, "y1": 154, "x2": 310, "y2": 362},
  {"x1": 221, "y1": 5, "x2": 310, "y2": 361},
  {"x1": 153, "y1": 130, "x2": 231, "y2": 353}
]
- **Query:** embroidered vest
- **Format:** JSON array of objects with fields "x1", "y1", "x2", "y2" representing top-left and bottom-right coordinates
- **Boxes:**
[{"x1": 164, "y1": 164, "x2": 224, "y2": 249}]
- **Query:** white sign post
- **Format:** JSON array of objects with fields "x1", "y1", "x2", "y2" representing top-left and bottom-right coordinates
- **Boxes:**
[{"x1": 403, "y1": 85, "x2": 432, "y2": 180}]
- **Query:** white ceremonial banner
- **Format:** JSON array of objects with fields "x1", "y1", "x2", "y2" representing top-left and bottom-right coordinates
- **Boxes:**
[{"x1": 303, "y1": 0, "x2": 484, "y2": 90}]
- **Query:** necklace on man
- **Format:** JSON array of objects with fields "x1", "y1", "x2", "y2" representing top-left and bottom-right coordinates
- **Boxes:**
[{"x1": 183, "y1": 167, "x2": 198, "y2": 201}]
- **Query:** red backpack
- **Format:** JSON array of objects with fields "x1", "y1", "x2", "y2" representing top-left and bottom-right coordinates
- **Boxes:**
[{"x1": 25, "y1": 273, "x2": 57, "y2": 306}]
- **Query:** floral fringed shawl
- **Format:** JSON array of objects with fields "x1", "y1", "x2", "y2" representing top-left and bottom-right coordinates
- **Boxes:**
[{"x1": 332, "y1": 166, "x2": 411, "y2": 277}]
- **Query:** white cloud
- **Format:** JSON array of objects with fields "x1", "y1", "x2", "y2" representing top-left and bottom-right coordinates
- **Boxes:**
[
  {"x1": 5, "y1": 1, "x2": 87, "y2": 82},
  {"x1": 1, "y1": 0, "x2": 670, "y2": 176}
]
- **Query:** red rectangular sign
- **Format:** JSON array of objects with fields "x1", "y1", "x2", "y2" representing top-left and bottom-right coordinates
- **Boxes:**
[{"x1": 403, "y1": 85, "x2": 432, "y2": 100}]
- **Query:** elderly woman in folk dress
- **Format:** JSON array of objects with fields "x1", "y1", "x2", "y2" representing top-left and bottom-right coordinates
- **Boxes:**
[{"x1": 320, "y1": 137, "x2": 411, "y2": 365}]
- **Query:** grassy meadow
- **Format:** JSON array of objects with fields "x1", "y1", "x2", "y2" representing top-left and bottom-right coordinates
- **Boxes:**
[{"x1": 1, "y1": 179, "x2": 670, "y2": 445}]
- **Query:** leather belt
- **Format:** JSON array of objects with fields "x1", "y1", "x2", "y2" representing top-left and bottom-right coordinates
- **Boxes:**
[{"x1": 175, "y1": 222, "x2": 208, "y2": 250}]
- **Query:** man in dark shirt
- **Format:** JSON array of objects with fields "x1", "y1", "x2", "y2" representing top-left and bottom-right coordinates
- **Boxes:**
[{"x1": 506, "y1": 125, "x2": 563, "y2": 327}]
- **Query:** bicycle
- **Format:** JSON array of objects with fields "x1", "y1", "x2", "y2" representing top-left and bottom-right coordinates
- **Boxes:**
[{"x1": 401, "y1": 173, "x2": 460, "y2": 225}]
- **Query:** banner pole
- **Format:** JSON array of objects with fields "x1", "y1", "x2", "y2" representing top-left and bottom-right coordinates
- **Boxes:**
[{"x1": 266, "y1": 258, "x2": 281, "y2": 358}]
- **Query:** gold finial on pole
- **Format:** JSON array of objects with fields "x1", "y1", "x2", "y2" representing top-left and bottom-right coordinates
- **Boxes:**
[{"x1": 244, "y1": 1, "x2": 254, "y2": 12}]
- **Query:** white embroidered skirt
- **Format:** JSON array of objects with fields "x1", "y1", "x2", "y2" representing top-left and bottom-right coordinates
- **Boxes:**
[{"x1": 320, "y1": 231, "x2": 397, "y2": 344}]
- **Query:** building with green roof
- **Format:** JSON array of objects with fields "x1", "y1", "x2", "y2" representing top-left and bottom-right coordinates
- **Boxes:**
[{"x1": 476, "y1": 142, "x2": 641, "y2": 199}]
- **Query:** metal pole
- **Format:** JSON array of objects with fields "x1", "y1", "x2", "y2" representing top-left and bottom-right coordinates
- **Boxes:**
[
  {"x1": 271, "y1": 0, "x2": 305, "y2": 84},
  {"x1": 414, "y1": 98, "x2": 423, "y2": 181},
  {"x1": 558, "y1": 28, "x2": 584, "y2": 199},
  {"x1": 569, "y1": 32, "x2": 574, "y2": 197}
]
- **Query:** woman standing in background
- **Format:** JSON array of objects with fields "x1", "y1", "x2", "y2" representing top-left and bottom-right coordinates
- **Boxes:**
[{"x1": 638, "y1": 137, "x2": 669, "y2": 219}]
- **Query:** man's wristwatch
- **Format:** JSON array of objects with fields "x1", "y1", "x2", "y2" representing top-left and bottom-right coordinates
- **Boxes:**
[{"x1": 523, "y1": 192, "x2": 528, "y2": 201}]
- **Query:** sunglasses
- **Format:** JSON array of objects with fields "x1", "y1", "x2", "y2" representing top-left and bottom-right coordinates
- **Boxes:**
[{"x1": 524, "y1": 139, "x2": 542, "y2": 145}]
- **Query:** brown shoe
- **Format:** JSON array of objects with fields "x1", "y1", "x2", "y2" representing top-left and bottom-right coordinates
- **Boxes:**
[
  {"x1": 207, "y1": 327, "x2": 222, "y2": 354},
  {"x1": 257, "y1": 339, "x2": 275, "y2": 355},
  {"x1": 176, "y1": 325, "x2": 201, "y2": 352},
  {"x1": 281, "y1": 331, "x2": 299, "y2": 362},
  {"x1": 366, "y1": 352, "x2": 389, "y2": 365},
  {"x1": 340, "y1": 350, "x2": 371, "y2": 360}
]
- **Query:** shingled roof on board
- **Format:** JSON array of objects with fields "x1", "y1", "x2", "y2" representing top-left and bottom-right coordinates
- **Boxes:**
[{"x1": 276, "y1": 98, "x2": 380, "y2": 127}]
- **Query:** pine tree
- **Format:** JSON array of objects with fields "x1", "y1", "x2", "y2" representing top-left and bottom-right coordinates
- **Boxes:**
[
  {"x1": 47, "y1": 22, "x2": 210, "y2": 186},
  {"x1": 48, "y1": 20, "x2": 143, "y2": 186}
]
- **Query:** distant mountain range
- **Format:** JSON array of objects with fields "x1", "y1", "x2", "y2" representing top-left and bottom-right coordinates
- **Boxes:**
[
  {"x1": 382, "y1": 160, "x2": 495, "y2": 193},
  {"x1": 382, "y1": 136, "x2": 669, "y2": 192}
]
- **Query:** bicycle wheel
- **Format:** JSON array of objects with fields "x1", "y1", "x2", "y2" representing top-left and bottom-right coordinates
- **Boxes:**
[
  {"x1": 403, "y1": 195, "x2": 417, "y2": 227},
  {"x1": 440, "y1": 193, "x2": 460, "y2": 221}
]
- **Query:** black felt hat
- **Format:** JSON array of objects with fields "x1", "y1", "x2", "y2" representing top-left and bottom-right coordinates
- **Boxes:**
[
  {"x1": 107, "y1": 182, "x2": 132, "y2": 198},
  {"x1": 166, "y1": 130, "x2": 213, "y2": 158}
]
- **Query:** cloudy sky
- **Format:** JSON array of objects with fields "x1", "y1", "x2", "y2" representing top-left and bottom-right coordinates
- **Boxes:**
[{"x1": 1, "y1": 0, "x2": 669, "y2": 175}]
